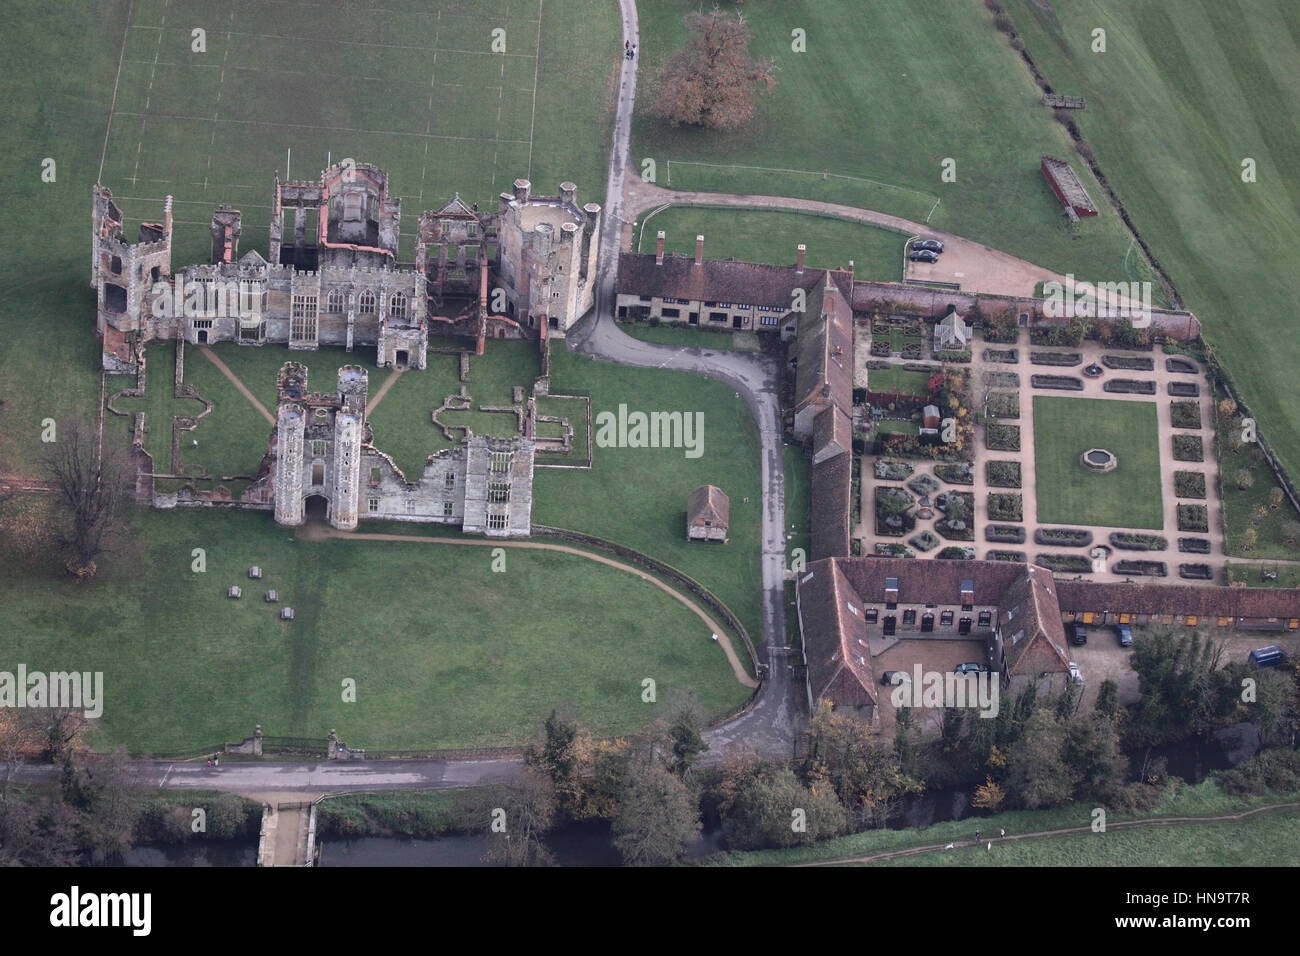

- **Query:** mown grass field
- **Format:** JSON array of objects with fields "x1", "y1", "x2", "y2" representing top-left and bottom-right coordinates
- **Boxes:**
[
  {"x1": 633, "y1": 0, "x2": 1152, "y2": 288},
  {"x1": 532, "y1": 346, "x2": 764, "y2": 645},
  {"x1": 615, "y1": 321, "x2": 756, "y2": 352},
  {"x1": 0, "y1": 507, "x2": 750, "y2": 753},
  {"x1": 1010, "y1": 0, "x2": 1300, "y2": 525},
  {"x1": 634, "y1": 207, "x2": 903, "y2": 280},
  {"x1": 1033, "y1": 396, "x2": 1163, "y2": 528},
  {"x1": 705, "y1": 778, "x2": 1300, "y2": 866}
]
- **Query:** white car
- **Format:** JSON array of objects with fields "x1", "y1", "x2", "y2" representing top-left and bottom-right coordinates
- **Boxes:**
[{"x1": 1068, "y1": 661, "x2": 1084, "y2": 684}]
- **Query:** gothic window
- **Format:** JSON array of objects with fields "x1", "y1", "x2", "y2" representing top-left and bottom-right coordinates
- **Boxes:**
[
  {"x1": 389, "y1": 292, "x2": 407, "y2": 319},
  {"x1": 488, "y1": 482, "x2": 510, "y2": 504},
  {"x1": 358, "y1": 291, "x2": 376, "y2": 316},
  {"x1": 327, "y1": 289, "x2": 346, "y2": 314}
]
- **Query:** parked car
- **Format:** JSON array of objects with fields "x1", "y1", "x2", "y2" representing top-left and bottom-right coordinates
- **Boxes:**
[
  {"x1": 954, "y1": 662, "x2": 990, "y2": 675},
  {"x1": 1068, "y1": 661, "x2": 1084, "y2": 683},
  {"x1": 1114, "y1": 624, "x2": 1133, "y2": 647},
  {"x1": 880, "y1": 670, "x2": 911, "y2": 686},
  {"x1": 908, "y1": 249, "x2": 939, "y2": 263},
  {"x1": 1070, "y1": 623, "x2": 1088, "y2": 646},
  {"x1": 1248, "y1": 645, "x2": 1287, "y2": 668},
  {"x1": 913, "y1": 238, "x2": 944, "y2": 253}
]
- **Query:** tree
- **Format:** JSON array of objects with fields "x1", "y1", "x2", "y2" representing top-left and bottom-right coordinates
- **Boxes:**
[
  {"x1": 524, "y1": 709, "x2": 583, "y2": 815},
  {"x1": 1234, "y1": 468, "x2": 1254, "y2": 491},
  {"x1": 723, "y1": 764, "x2": 845, "y2": 849},
  {"x1": 650, "y1": 7, "x2": 776, "y2": 130},
  {"x1": 804, "y1": 703, "x2": 919, "y2": 829},
  {"x1": 1281, "y1": 521, "x2": 1300, "y2": 547},
  {"x1": 611, "y1": 760, "x2": 701, "y2": 866},
  {"x1": 481, "y1": 767, "x2": 558, "y2": 867},
  {"x1": 1218, "y1": 397, "x2": 1238, "y2": 419},
  {"x1": 1268, "y1": 487, "x2": 1285, "y2": 510},
  {"x1": 1005, "y1": 708, "x2": 1080, "y2": 809},
  {"x1": 60, "y1": 747, "x2": 140, "y2": 863},
  {"x1": 971, "y1": 776, "x2": 1005, "y2": 811},
  {"x1": 41, "y1": 415, "x2": 133, "y2": 580},
  {"x1": 660, "y1": 690, "x2": 709, "y2": 778}
]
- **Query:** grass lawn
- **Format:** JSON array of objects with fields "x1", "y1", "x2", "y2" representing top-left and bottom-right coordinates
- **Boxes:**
[
  {"x1": 0, "y1": 507, "x2": 750, "y2": 753},
  {"x1": 634, "y1": 207, "x2": 903, "y2": 280},
  {"x1": 876, "y1": 420, "x2": 919, "y2": 437},
  {"x1": 1214, "y1": 389, "x2": 1300, "y2": 560},
  {"x1": 615, "y1": 321, "x2": 755, "y2": 352},
  {"x1": 869, "y1": 366, "x2": 931, "y2": 398},
  {"x1": 532, "y1": 346, "x2": 763, "y2": 648},
  {"x1": 705, "y1": 778, "x2": 1300, "y2": 866},
  {"x1": 1224, "y1": 563, "x2": 1300, "y2": 590},
  {"x1": 634, "y1": 1, "x2": 1149, "y2": 289},
  {"x1": 1032, "y1": 396, "x2": 1163, "y2": 528},
  {"x1": 1010, "y1": 0, "x2": 1300, "y2": 499}
]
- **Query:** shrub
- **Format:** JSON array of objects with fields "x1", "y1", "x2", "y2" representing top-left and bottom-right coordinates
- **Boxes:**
[
  {"x1": 1234, "y1": 468, "x2": 1254, "y2": 491},
  {"x1": 1174, "y1": 471, "x2": 1206, "y2": 499},
  {"x1": 1177, "y1": 504, "x2": 1209, "y2": 533},
  {"x1": 986, "y1": 423, "x2": 1020, "y2": 451},
  {"x1": 1030, "y1": 375, "x2": 1084, "y2": 390},
  {"x1": 1103, "y1": 379, "x2": 1156, "y2": 395},
  {"x1": 985, "y1": 460, "x2": 1021, "y2": 488},
  {"x1": 985, "y1": 525, "x2": 1026, "y2": 544},
  {"x1": 934, "y1": 463, "x2": 974, "y2": 485},
  {"x1": 986, "y1": 550, "x2": 1026, "y2": 563},
  {"x1": 986, "y1": 392, "x2": 1020, "y2": 419},
  {"x1": 1173, "y1": 435, "x2": 1204, "y2": 462},
  {"x1": 906, "y1": 473, "x2": 941, "y2": 497},
  {"x1": 909, "y1": 531, "x2": 940, "y2": 552},
  {"x1": 1036, "y1": 554, "x2": 1092, "y2": 573},
  {"x1": 938, "y1": 546, "x2": 976, "y2": 560},
  {"x1": 1029, "y1": 351, "x2": 1081, "y2": 367},
  {"x1": 1034, "y1": 528, "x2": 1092, "y2": 547},
  {"x1": 874, "y1": 459, "x2": 914, "y2": 481},
  {"x1": 1113, "y1": 560, "x2": 1167, "y2": 577},
  {"x1": 987, "y1": 492, "x2": 1023, "y2": 522},
  {"x1": 1108, "y1": 532, "x2": 1167, "y2": 551},
  {"x1": 1168, "y1": 402, "x2": 1201, "y2": 429}
]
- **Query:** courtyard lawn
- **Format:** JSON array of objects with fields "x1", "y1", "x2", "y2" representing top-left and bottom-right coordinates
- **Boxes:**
[
  {"x1": 1032, "y1": 396, "x2": 1163, "y2": 529},
  {"x1": 0, "y1": 508, "x2": 750, "y2": 753},
  {"x1": 1011, "y1": 0, "x2": 1300, "y2": 510},
  {"x1": 634, "y1": 208, "x2": 903, "y2": 281},
  {"x1": 869, "y1": 366, "x2": 932, "y2": 398},
  {"x1": 615, "y1": 321, "x2": 753, "y2": 352},
  {"x1": 634, "y1": 1, "x2": 1148, "y2": 289},
  {"x1": 532, "y1": 346, "x2": 764, "y2": 647}
]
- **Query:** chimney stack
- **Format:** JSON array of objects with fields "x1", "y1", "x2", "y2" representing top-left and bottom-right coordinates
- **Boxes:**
[
  {"x1": 796, "y1": 243, "x2": 806, "y2": 274},
  {"x1": 655, "y1": 230, "x2": 665, "y2": 265},
  {"x1": 694, "y1": 234, "x2": 704, "y2": 266}
]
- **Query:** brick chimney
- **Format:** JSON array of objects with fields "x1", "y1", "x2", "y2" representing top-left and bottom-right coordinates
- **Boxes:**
[
  {"x1": 655, "y1": 230, "x2": 666, "y2": 265},
  {"x1": 796, "y1": 243, "x2": 806, "y2": 274},
  {"x1": 694, "y1": 234, "x2": 704, "y2": 266}
]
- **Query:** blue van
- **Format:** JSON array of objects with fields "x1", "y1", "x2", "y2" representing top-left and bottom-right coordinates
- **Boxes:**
[{"x1": 1248, "y1": 646, "x2": 1287, "y2": 668}]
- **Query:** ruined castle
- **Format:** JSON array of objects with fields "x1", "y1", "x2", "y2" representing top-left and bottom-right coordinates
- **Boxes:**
[{"x1": 92, "y1": 162, "x2": 601, "y2": 374}]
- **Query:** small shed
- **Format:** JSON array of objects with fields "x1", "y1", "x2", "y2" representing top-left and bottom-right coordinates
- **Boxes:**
[{"x1": 687, "y1": 484, "x2": 730, "y2": 543}]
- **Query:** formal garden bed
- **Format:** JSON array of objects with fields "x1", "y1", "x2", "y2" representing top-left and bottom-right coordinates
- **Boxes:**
[
  {"x1": 1030, "y1": 351, "x2": 1082, "y2": 367},
  {"x1": 1029, "y1": 326, "x2": 1085, "y2": 347},
  {"x1": 935, "y1": 349, "x2": 972, "y2": 363},
  {"x1": 986, "y1": 423, "x2": 1021, "y2": 451},
  {"x1": 986, "y1": 550, "x2": 1026, "y2": 562},
  {"x1": 986, "y1": 391, "x2": 1020, "y2": 419},
  {"x1": 982, "y1": 326, "x2": 1020, "y2": 345},
  {"x1": 876, "y1": 486, "x2": 916, "y2": 536},
  {"x1": 937, "y1": 546, "x2": 976, "y2": 560},
  {"x1": 1165, "y1": 358, "x2": 1198, "y2": 374},
  {"x1": 1113, "y1": 559, "x2": 1167, "y2": 577},
  {"x1": 986, "y1": 525, "x2": 1027, "y2": 544},
  {"x1": 1173, "y1": 434, "x2": 1204, "y2": 462},
  {"x1": 1174, "y1": 470, "x2": 1207, "y2": 499},
  {"x1": 934, "y1": 462, "x2": 974, "y2": 485},
  {"x1": 985, "y1": 460, "x2": 1022, "y2": 488},
  {"x1": 875, "y1": 542, "x2": 914, "y2": 558},
  {"x1": 1102, "y1": 354, "x2": 1155, "y2": 371},
  {"x1": 987, "y1": 492, "x2": 1024, "y2": 522},
  {"x1": 982, "y1": 348, "x2": 1018, "y2": 364},
  {"x1": 1034, "y1": 527, "x2": 1093, "y2": 547},
  {"x1": 983, "y1": 370, "x2": 1020, "y2": 389},
  {"x1": 1103, "y1": 379, "x2": 1156, "y2": 395},
  {"x1": 1178, "y1": 564, "x2": 1214, "y2": 580},
  {"x1": 1178, "y1": 537, "x2": 1212, "y2": 554},
  {"x1": 908, "y1": 530, "x2": 941, "y2": 552},
  {"x1": 906, "y1": 473, "x2": 941, "y2": 497},
  {"x1": 934, "y1": 491, "x2": 975, "y2": 541},
  {"x1": 1036, "y1": 553, "x2": 1093, "y2": 573},
  {"x1": 874, "y1": 459, "x2": 915, "y2": 481},
  {"x1": 1109, "y1": 531, "x2": 1168, "y2": 551},
  {"x1": 1168, "y1": 381, "x2": 1200, "y2": 397},
  {"x1": 1177, "y1": 503, "x2": 1210, "y2": 533},
  {"x1": 1031, "y1": 375, "x2": 1084, "y2": 390},
  {"x1": 1169, "y1": 401, "x2": 1201, "y2": 429}
]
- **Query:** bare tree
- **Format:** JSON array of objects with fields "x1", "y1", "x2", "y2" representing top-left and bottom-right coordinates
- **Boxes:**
[
  {"x1": 40, "y1": 415, "x2": 133, "y2": 580},
  {"x1": 651, "y1": 7, "x2": 777, "y2": 130}
]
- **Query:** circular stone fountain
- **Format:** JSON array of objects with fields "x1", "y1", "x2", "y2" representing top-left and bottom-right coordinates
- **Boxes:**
[{"x1": 1080, "y1": 448, "x2": 1117, "y2": 472}]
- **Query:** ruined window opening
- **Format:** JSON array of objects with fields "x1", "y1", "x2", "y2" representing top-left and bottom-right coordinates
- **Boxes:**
[
  {"x1": 490, "y1": 452, "x2": 510, "y2": 473},
  {"x1": 311, "y1": 461, "x2": 325, "y2": 485},
  {"x1": 444, "y1": 471, "x2": 455, "y2": 488},
  {"x1": 110, "y1": 255, "x2": 123, "y2": 275},
  {"x1": 370, "y1": 467, "x2": 381, "y2": 485},
  {"x1": 327, "y1": 289, "x2": 346, "y2": 314},
  {"x1": 488, "y1": 482, "x2": 510, "y2": 504},
  {"x1": 343, "y1": 192, "x2": 363, "y2": 221},
  {"x1": 389, "y1": 292, "x2": 407, "y2": 319}
]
